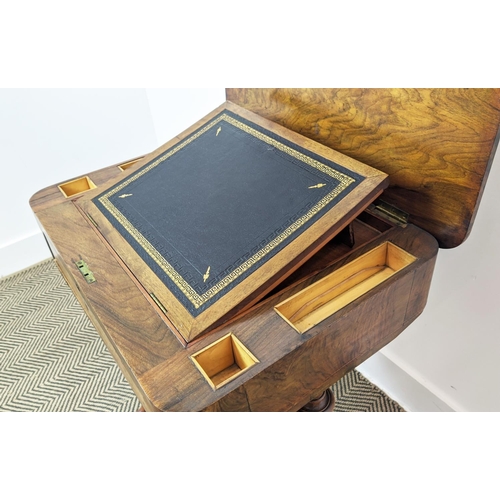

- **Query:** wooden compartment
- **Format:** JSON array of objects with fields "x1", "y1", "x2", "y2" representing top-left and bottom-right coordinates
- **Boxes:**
[
  {"x1": 274, "y1": 242, "x2": 417, "y2": 334},
  {"x1": 190, "y1": 333, "x2": 259, "y2": 390},
  {"x1": 58, "y1": 176, "x2": 97, "y2": 197},
  {"x1": 118, "y1": 158, "x2": 143, "y2": 171}
]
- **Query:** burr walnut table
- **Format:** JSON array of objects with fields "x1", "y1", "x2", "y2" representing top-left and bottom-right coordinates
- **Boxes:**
[{"x1": 30, "y1": 90, "x2": 500, "y2": 411}]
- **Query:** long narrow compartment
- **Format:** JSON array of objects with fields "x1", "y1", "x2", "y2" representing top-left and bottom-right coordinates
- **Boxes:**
[{"x1": 274, "y1": 242, "x2": 417, "y2": 334}]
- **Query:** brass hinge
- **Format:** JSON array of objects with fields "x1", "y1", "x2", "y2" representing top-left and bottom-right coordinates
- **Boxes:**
[
  {"x1": 370, "y1": 199, "x2": 409, "y2": 226},
  {"x1": 75, "y1": 260, "x2": 96, "y2": 283}
]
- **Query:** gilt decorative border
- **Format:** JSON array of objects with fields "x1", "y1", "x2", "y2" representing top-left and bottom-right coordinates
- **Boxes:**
[{"x1": 95, "y1": 113, "x2": 359, "y2": 310}]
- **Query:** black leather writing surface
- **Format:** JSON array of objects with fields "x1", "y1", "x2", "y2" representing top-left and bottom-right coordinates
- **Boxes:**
[{"x1": 93, "y1": 111, "x2": 364, "y2": 316}]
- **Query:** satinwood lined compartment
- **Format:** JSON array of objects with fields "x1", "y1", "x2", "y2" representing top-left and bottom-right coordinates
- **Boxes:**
[
  {"x1": 118, "y1": 158, "x2": 142, "y2": 171},
  {"x1": 58, "y1": 176, "x2": 97, "y2": 198},
  {"x1": 190, "y1": 333, "x2": 259, "y2": 390},
  {"x1": 274, "y1": 242, "x2": 417, "y2": 334}
]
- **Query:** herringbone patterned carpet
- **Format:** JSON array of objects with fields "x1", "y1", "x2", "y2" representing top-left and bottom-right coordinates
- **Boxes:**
[{"x1": 0, "y1": 259, "x2": 404, "y2": 412}]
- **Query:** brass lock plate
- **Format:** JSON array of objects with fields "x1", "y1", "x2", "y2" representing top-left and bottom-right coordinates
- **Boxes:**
[{"x1": 75, "y1": 260, "x2": 96, "y2": 284}]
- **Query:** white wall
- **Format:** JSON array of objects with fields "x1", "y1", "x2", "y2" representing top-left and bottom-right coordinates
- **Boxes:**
[
  {"x1": 2, "y1": 88, "x2": 499, "y2": 412},
  {"x1": 359, "y1": 144, "x2": 500, "y2": 412},
  {"x1": 146, "y1": 88, "x2": 226, "y2": 145},
  {"x1": 0, "y1": 89, "x2": 158, "y2": 277}
]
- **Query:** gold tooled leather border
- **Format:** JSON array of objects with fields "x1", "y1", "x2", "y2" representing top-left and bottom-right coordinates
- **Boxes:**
[{"x1": 98, "y1": 113, "x2": 357, "y2": 309}]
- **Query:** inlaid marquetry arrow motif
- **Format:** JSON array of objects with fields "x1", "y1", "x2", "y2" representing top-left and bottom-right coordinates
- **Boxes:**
[{"x1": 203, "y1": 266, "x2": 211, "y2": 282}]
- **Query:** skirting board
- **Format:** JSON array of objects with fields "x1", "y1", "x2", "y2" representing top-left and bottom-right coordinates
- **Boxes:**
[
  {"x1": 0, "y1": 232, "x2": 52, "y2": 279},
  {"x1": 357, "y1": 351, "x2": 455, "y2": 412}
]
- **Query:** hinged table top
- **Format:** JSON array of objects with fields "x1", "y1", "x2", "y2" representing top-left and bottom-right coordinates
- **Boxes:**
[{"x1": 226, "y1": 88, "x2": 500, "y2": 248}]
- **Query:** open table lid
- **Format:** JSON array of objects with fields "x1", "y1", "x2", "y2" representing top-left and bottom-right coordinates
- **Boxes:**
[
  {"x1": 227, "y1": 89, "x2": 500, "y2": 249},
  {"x1": 77, "y1": 102, "x2": 388, "y2": 343}
]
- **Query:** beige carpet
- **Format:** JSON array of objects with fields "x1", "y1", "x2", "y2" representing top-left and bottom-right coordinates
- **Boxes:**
[{"x1": 0, "y1": 259, "x2": 404, "y2": 412}]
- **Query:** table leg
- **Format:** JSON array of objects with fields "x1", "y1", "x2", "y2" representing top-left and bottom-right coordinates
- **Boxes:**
[{"x1": 298, "y1": 388, "x2": 335, "y2": 412}]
